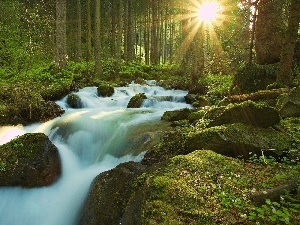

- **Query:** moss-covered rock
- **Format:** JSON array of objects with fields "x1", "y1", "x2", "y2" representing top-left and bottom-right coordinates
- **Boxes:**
[
  {"x1": 187, "y1": 110, "x2": 207, "y2": 123},
  {"x1": 127, "y1": 93, "x2": 147, "y2": 108},
  {"x1": 277, "y1": 87, "x2": 300, "y2": 118},
  {"x1": 97, "y1": 83, "x2": 115, "y2": 97},
  {"x1": 0, "y1": 84, "x2": 65, "y2": 125},
  {"x1": 161, "y1": 108, "x2": 192, "y2": 122},
  {"x1": 142, "y1": 129, "x2": 190, "y2": 166},
  {"x1": 186, "y1": 123, "x2": 293, "y2": 160},
  {"x1": 78, "y1": 162, "x2": 146, "y2": 225},
  {"x1": 1, "y1": 99, "x2": 64, "y2": 126},
  {"x1": 185, "y1": 94, "x2": 210, "y2": 108},
  {"x1": 0, "y1": 133, "x2": 61, "y2": 187},
  {"x1": 204, "y1": 100, "x2": 280, "y2": 128},
  {"x1": 112, "y1": 151, "x2": 300, "y2": 225},
  {"x1": 66, "y1": 93, "x2": 83, "y2": 108}
]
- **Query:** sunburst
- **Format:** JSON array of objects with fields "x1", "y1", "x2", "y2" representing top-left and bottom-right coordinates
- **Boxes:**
[{"x1": 174, "y1": 0, "x2": 226, "y2": 65}]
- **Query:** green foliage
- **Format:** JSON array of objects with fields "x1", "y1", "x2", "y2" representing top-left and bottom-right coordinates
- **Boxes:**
[
  {"x1": 0, "y1": 0, "x2": 54, "y2": 84},
  {"x1": 233, "y1": 63, "x2": 278, "y2": 93},
  {"x1": 198, "y1": 73, "x2": 233, "y2": 104},
  {"x1": 249, "y1": 195, "x2": 300, "y2": 224},
  {"x1": 118, "y1": 62, "x2": 183, "y2": 81},
  {"x1": 0, "y1": 161, "x2": 7, "y2": 172}
]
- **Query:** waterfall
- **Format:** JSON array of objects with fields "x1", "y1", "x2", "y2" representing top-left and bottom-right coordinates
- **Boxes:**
[{"x1": 0, "y1": 82, "x2": 191, "y2": 225}]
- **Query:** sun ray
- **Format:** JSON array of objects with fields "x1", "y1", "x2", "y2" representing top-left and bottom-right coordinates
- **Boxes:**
[
  {"x1": 174, "y1": 18, "x2": 202, "y2": 62},
  {"x1": 171, "y1": 0, "x2": 235, "y2": 73}
]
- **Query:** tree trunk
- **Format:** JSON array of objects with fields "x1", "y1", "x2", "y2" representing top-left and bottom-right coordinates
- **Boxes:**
[
  {"x1": 251, "y1": 180, "x2": 298, "y2": 203},
  {"x1": 150, "y1": 0, "x2": 159, "y2": 64},
  {"x1": 115, "y1": 0, "x2": 123, "y2": 80},
  {"x1": 276, "y1": 0, "x2": 300, "y2": 87},
  {"x1": 116, "y1": 0, "x2": 123, "y2": 63},
  {"x1": 94, "y1": 0, "x2": 102, "y2": 77},
  {"x1": 228, "y1": 88, "x2": 290, "y2": 103},
  {"x1": 76, "y1": 0, "x2": 82, "y2": 61},
  {"x1": 111, "y1": 0, "x2": 117, "y2": 57},
  {"x1": 255, "y1": 0, "x2": 284, "y2": 65},
  {"x1": 86, "y1": 0, "x2": 92, "y2": 61},
  {"x1": 191, "y1": 25, "x2": 204, "y2": 85},
  {"x1": 248, "y1": 1, "x2": 258, "y2": 64},
  {"x1": 55, "y1": 0, "x2": 67, "y2": 69},
  {"x1": 123, "y1": 0, "x2": 128, "y2": 60},
  {"x1": 144, "y1": 4, "x2": 150, "y2": 65},
  {"x1": 127, "y1": 0, "x2": 135, "y2": 61}
]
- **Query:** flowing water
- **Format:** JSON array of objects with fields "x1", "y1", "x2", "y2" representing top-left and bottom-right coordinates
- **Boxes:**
[{"x1": 0, "y1": 81, "x2": 191, "y2": 225}]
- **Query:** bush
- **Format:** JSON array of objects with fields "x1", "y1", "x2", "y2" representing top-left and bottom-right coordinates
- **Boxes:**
[{"x1": 233, "y1": 63, "x2": 278, "y2": 93}]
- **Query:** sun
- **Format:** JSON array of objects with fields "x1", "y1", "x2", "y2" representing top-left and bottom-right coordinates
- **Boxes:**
[
  {"x1": 173, "y1": 0, "x2": 227, "y2": 62},
  {"x1": 198, "y1": 2, "x2": 221, "y2": 23}
]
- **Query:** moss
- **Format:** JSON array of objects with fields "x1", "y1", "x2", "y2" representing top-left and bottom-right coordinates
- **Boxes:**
[
  {"x1": 97, "y1": 83, "x2": 115, "y2": 97},
  {"x1": 0, "y1": 133, "x2": 47, "y2": 171},
  {"x1": 204, "y1": 100, "x2": 280, "y2": 128},
  {"x1": 142, "y1": 127, "x2": 190, "y2": 165},
  {"x1": 0, "y1": 133, "x2": 61, "y2": 187},
  {"x1": 127, "y1": 93, "x2": 147, "y2": 108},
  {"x1": 66, "y1": 93, "x2": 82, "y2": 108},
  {"x1": 136, "y1": 150, "x2": 300, "y2": 224},
  {"x1": 187, "y1": 123, "x2": 293, "y2": 159},
  {"x1": 161, "y1": 108, "x2": 192, "y2": 122},
  {"x1": 187, "y1": 110, "x2": 206, "y2": 123}
]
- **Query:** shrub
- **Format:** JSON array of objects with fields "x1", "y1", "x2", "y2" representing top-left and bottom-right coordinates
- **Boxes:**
[{"x1": 233, "y1": 63, "x2": 278, "y2": 93}]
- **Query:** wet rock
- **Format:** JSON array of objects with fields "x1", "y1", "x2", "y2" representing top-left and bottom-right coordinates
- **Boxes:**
[
  {"x1": 97, "y1": 83, "x2": 114, "y2": 97},
  {"x1": 204, "y1": 100, "x2": 280, "y2": 128},
  {"x1": 135, "y1": 77, "x2": 147, "y2": 85},
  {"x1": 127, "y1": 93, "x2": 147, "y2": 108},
  {"x1": 66, "y1": 93, "x2": 83, "y2": 108},
  {"x1": 277, "y1": 87, "x2": 300, "y2": 118},
  {"x1": 186, "y1": 123, "x2": 292, "y2": 160},
  {"x1": 78, "y1": 161, "x2": 146, "y2": 225},
  {"x1": 161, "y1": 108, "x2": 192, "y2": 122},
  {"x1": 0, "y1": 133, "x2": 61, "y2": 187}
]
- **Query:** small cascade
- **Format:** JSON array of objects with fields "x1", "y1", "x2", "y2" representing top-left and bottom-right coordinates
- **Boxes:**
[{"x1": 0, "y1": 82, "x2": 191, "y2": 225}]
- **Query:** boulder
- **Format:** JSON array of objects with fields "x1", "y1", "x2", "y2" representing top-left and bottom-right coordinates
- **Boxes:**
[
  {"x1": 66, "y1": 93, "x2": 83, "y2": 108},
  {"x1": 78, "y1": 161, "x2": 146, "y2": 225},
  {"x1": 204, "y1": 101, "x2": 280, "y2": 128},
  {"x1": 97, "y1": 83, "x2": 114, "y2": 97},
  {"x1": 185, "y1": 94, "x2": 210, "y2": 108},
  {"x1": 186, "y1": 123, "x2": 293, "y2": 160},
  {"x1": 161, "y1": 108, "x2": 192, "y2": 122},
  {"x1": 277, "y1": 87, "x2": 300, "y2": 118},
  {"x1": 187, "y1": 110, "x2": 206, "y2": 123},
  {"x1": 121, "y1": 150, "x2": 299, "y2": 224},
  {"x1": 127, "y1": 93, "x2": 147, "y2": 108},
  {"x1": 0, "y1": 133, "x2": 61, "y2": 187}
]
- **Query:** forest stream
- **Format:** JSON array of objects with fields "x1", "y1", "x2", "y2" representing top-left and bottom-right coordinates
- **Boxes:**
[{"x1": 0, "y1": 81, "x2": 191, "y2": 225}]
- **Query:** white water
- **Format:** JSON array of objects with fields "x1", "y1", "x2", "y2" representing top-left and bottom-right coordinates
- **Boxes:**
[{"x1": 0, "y1": 81, "x2": 191, "y2": 225}]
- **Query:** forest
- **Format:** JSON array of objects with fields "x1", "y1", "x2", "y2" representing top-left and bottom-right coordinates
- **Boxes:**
[
  {"x1": 0, "y1": 0, "x2": 298, "y2": 85},
  {"x1": 0, "y1": 0, "x2": 300, "y2": 225}
]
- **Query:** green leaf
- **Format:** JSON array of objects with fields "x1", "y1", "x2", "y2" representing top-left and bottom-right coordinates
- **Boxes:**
[{"x1": 269, "y1": 215, "x2": 277, "y2": 222}]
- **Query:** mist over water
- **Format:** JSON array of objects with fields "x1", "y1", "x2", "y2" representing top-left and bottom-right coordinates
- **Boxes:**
[{"x1": 0, "y1": 82, "x2": 191, "y2": 225}]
